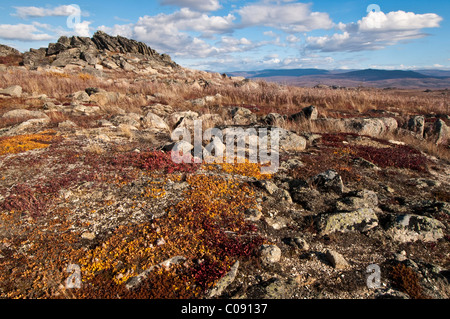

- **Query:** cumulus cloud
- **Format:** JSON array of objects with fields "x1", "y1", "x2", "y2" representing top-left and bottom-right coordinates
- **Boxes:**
[
  {"x1": 99, "y1": 8, "x2": 237, "y2": 58},
  {"x1": 307, "y1": 10, "x2": 443, "y2": 52},
  {"x1": 237, "y1": 2, "x2": 333, "y2": 32},
  {"x1": 0, "y1": 24, "x2": 53, "y2": 41},
  {"x1": 13, "y1": 5, "x2": 84, "y2": 19},
  {"x1": 160, "y1": 0, "x2": 221, "y2": 12}
]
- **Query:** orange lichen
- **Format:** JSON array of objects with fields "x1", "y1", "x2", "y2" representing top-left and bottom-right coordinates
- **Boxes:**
[
  {"x1": 76, "y1": 174, "x2": 262, "y2": 297},
  {"x1": 0, "y1": 131, "x2": 60, "y2": 156},
  {"x1": 203, "y1": 157, "x2": 272, "y2": 180}
]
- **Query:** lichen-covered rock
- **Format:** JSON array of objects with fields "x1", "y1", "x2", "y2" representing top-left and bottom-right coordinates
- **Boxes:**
[
  {"x1": 386, "y1": 214, "x2": 445, "y2": 243},
  {"x1": 208, "y1": 261, "x2": 239, "y2": 298},
  {"x1": 335, "y1": 189, "x2": 379, "y2": 212},
  {"x1": 312, "y1": 169, "x2": 344, "y2": 194},
  {"x1": 318, "y1": 208, "x2": 379, "y2": 235},
  {"x1": 259, "y1": 244, "x2": 281, "y2": 264}
]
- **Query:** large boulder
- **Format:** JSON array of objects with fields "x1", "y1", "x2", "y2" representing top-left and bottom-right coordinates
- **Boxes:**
[
  {"x1": 318, "y1": 207, "x2": 379, "y2": 235},
  {"x1": 142, "y1": 112, "x2": 170, "y2": 131},
  {"x1": 386, "y1": 214, "x2": 445, "y2": 243},
  {"x1": 315, "y1": 117, "x2": 398, "y2": 137},
  {"x1": 0, "y1": 44, "x2": 20, "y2": 57},
  {"x1": 431, "y1": 119, "x2": 449, "y2": 145},
  {"x1": 288, "y1": 105, "x2": 318, "y2": 121},
  {"x1": 407, "y1": 115, "x2": 425, "y2": 137},
  {"x1": 0, "y1": 85, "x2": 22, "y2": 97},
  {"x1": 2, "y1": 109, "x2": 48, "y2": 120}
]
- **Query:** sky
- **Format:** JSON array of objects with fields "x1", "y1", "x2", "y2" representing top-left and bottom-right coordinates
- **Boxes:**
[{"x1": 0, "y1": 0, "x2": 449, "y2": 72}]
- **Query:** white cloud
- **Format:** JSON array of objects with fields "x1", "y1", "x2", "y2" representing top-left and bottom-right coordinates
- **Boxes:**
[
  {"x1": 237, "y1": 2, "x2": 333, "y2": 32},
  {"x1": 0, "y1": 23, "x2": 53, "y2": 41},
  {"x1": 160, "y1": 0, "x2": 221, "y2": 12},
  {"x1": 100, "y1": 8, "x2": 237, "y2": 58},
  {"x1": 13, "y1": 5, "x2": 83, "y2": 19},
  {"x1": 286, "y1": 34, "x2": 300, "y2": 43},
  {"x1": 73, "y1": 20, "x2": 92, "y2": 37},
  {"x1": 358, "y1": 11, "x2": 442, "y2": 32},
  {"x1": 307, "y1": 10, "x2": 443, "y2": 52}
]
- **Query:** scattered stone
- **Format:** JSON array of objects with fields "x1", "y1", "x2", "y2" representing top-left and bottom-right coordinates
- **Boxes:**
[
  {"x1": 293, "y1": 237, "x2": 310, "y2": 251},
  {"x1": 2, "y1": 109, "x2": 48, "y2": 120},
  {"x1": 312, "y1": 169, "x2": 344, "y2": 194},
  {"x1": 125, "y1": 256, "x2": 186, "y2": 290},
  {"x1": 335, "y1": 189, "x2": 379, "y2": 212},
  {"x1": 0, "y1": 85, "x2": 23, "y2": 97},
  {"x1": 386, "y1": 214, "x2": 445, "y2": 243},
  {"x1": 318, "y1": 208, "x2": 379, "y2": 235},
  {"x1": 289, "y1": 105, "x2": 318, "y2": 121},
  {"x1": 142, "y1": 112, "x2": 170, "y2": 131},
  {"x1": 325, "y1": 249, "x2": 349, "y2": 269},
  {"x1": 407, "y1": 115, "x2": 425, "y2": 137},
  {"x1": 244, "y1": 208, "x2": 263, "y2": 222},
  {"x1": 265, "y1": 216, "x2": 289, "y2": 230},
  {"x1": 256, "y1": 180, "x2": 279, "y2": 195},
  {"x1": 208, "y1": 261, "x2": 239, "y2": 298},
  {"x1": 0, "y1": 44, "x2": 20, "y2": 57},
  {"x1": 259, "y1": 244, "x2": 282, "y2": 264},
  {"x1": 81, "y1": 232, "x2": 96, "y2": 240},
  {"x1": 431, "y1": 119, "x2": 449, "y2": 145},
  {"x1": 58, "y1": 120, "x2": 78, "y2": 129},
  {"x1": 263, "y1": 113, "x2": 286, "y2": 126}
]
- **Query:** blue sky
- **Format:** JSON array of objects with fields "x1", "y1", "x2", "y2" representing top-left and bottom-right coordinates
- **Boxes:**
[{"x1": 0, "y1": 0, "x2": 448, "y2": 72}]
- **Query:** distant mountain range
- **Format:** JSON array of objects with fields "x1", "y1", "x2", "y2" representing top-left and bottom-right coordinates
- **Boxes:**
[{"x1": 227, "y1": 68, "x2": 450, "y2": 89}]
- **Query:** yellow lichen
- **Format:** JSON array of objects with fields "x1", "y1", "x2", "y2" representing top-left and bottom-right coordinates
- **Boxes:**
[{"x1": 0, "y1": 130, "x2": 59, "y2": 156}]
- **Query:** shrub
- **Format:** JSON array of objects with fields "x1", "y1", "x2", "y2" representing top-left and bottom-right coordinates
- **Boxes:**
[{"x1": 390, "y1": 263, "x2": 427, "y2": 299}]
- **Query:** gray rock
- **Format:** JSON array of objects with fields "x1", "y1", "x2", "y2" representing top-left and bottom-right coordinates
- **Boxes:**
[
  {"x1": 142, "y1": 112, "x2": 170, "y2": 131},
  {"x1": 262, "y1": 278, "x2": 296, "y2": 299},
  {"x1": 244, "y1": 208, "x2": 263, "y2": 222},
  {"x1": 407, "y1": 115, "x2": 425, "y2": 137},
  {"x1": 259, "y1": 244, "x2": 282, "y2": 264},
  {"x1": 312, "y1": 169, "x2": 344, "y2": 194},
  {"x1": 316, "y1": 117, "x2": 398, "y2": 137},
  {"x1": 335, "y1": 189, "x2": 379, "y2": 212},
  {"x1": 293, "y1": 237, "x2": 310, "y2": 251},
  {"x1": 277, "y1": 128, "x2": 307, "y2": 152},
  {"x1": 291, "y1": 187, "x2": 324, "y2": 211},
  {"x1": 47, "y1": 42, "x2": 67, "y2": 56},
  {"x1": 70, "y1": 90, "x2": 90, "y2": 103},
  {"x1": 230, "y1": 107, "x2": 257, "y2": 125},
  {"x1": 386, "y1": 214, "x2": 445, "y2": 243},
  {"x1": 0, "y1": 85, "x2": 22, "y2": 97},
  {"x1": 256, "y1": 180, "x2": 279, "y2": 195},
  {"x1": 318, "y1": 208, "x2": 379, "y2": 235},
  {"x1": 289, "y1": 105, "x2": 318, "y2": 121},
  {"x1": 325, "y1": 249, "x2": 349, "y2": 269},
  {"x1": 431, "y1": 119, "x2": 449, "y2": 145},
  {"x1": 58, "y1": 120, "x2": 78, "y2": 129},
  {"x1": 125, "y1": 256, "x2": 186, "y2": 290},
  {"x1": 263, "y1": 113, "x2": 286, "y2": 126},
  {"x1": 208, "y1": 261, "x2": 239, "y2": 298},
  {"x1": 345, "y1": 117, "x2": 398, "y2": 136},
  {"x1": 0, "y1": 44, "x2": 20, "y2": 57},
  {"x1": 2, "y1": 109, "x2": 48, "y2": 120}
]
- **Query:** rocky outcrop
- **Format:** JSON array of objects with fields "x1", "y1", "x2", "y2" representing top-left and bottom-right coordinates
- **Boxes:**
[
  {"x1": 0, "y1": 44, "x2": 20, "y2": 57},
  {"x1": 22, "y1": 31, "x2": 177, "y2": 70}
]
